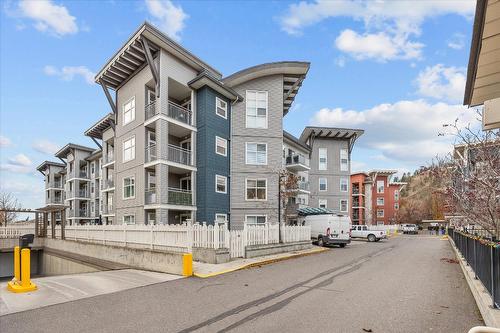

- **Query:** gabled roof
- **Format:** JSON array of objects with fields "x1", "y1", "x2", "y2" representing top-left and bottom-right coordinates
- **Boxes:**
[
  {"x1": 84, "y1": 113, "x2": 115, "y2": 139},
  {"x1": 95, "y1": 22, "x2": 221, "y2": 90},
  {"x1": 55, "y1": 143, "x2": 95, "y2": 159},
  {"x1": 283, "y1": 130, "x2": 311, "y2": 152},
  {"x1": 36, "y1": 160, "x2": 65, "y2": 172},
  {"x1": 223, "y1": 61, "x2": 310, "y2": 115},
  {"x1": 188, "y1": 71, "x2": 243, "y2": 102}
]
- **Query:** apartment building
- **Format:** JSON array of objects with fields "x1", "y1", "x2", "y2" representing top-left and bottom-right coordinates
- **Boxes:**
[
  {"x1": 350, "y1": 170, "x2": 406, "y2": 225},
  {"x1": 38, "y1": 22, "x2": 364, "y2": 228},
  {"x1": 37, "y1": 161, "x2": 66, "y2": 219}
]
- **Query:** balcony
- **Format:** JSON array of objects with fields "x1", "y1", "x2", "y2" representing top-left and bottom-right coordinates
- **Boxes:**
[
  {"x1": 79, "y1": 209, "x2": 89, "y2": 217},
  {"x1": 145, "y1": 101, "x2": 192, "y2": 126},
  {"x1": 298, "y1": 181, "x2": 310, "y2": 192},
  {"x1": 168, "y1": 188, "x2": 192, "y2": 206},
  {"x1": 104, "y1": 152, "x2": 114, "y2": 165},
  {"x1": 103, "y1": 179, "x2": 115, "y2": 190},
  {"x1": 285, "y1": 203, "x2": 308, "y2": 216},
  {"x1": 285, "y1": 154, "x2": 310, "y2": 172},
  {"x1": 78, "y1": 189, "x2": 90, "y2": 198},
  {"x1": 48, "y1": 197, "x2": 63, "y2": 205},
  {"x1": 79, "y1": 171, "x2": 89, "y2": 179},
  {"x1": 47, "y1": 180, "x2": 63, "y2": 189},
  {"x1": 103, "y1": 205, "x2": 114, "y2": 215},
  {"x1": 145, "y1": 187, "x2": 158, "y2": 204},
  {"x1": 145, "y1": 144, "x2": 192, "y2": 166}
]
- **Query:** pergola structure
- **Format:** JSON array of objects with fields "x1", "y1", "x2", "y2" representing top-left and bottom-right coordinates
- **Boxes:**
[{"x1": 0, "y1": 206, "x2": 67, "y2": 239}]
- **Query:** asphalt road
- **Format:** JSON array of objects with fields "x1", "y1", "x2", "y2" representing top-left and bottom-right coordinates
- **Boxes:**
[{"x1": 0, "y1": 235, "x2": 483, "y2": 333}]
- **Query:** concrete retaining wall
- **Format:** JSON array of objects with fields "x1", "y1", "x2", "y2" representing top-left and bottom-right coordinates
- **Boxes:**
[
  {"x1": 193, "y1": 247, "x2": 230, "y2": 264},
  {"x1": 41, "y1": 252, "x2": 100, "y2": 276},
  {"x1": 245, "y1": 241, "x2": 312, "y2": 258}
]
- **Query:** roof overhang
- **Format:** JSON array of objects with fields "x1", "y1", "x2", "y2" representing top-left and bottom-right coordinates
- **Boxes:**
[
  {"x1": 84, "y1": 113, "x2": 115, "y2": 139},
  {"x1": 299, "y1": 127, "x2": 364, "y2": 154},
  {"x1": 223, "y1": 62, "x2": 310, "y2": 115},
  {"x1": 283, "y1": 130, "x2": 311, "y2": 152},
  {"x1": 36, "y1": 161, "x2": 65, "y2": 172},
  {"x1": 55, "y1": 143, "x2": 95, "y2": 159},
  {"x1": 188, "y1": 72, "x2": 243, "y2": 102},
  {"x1": 95, "y1": 22, "x2": 222, "y2": 90},
  {"x1": 369, "y1": 170, "x2": 398, "y2": 176}
]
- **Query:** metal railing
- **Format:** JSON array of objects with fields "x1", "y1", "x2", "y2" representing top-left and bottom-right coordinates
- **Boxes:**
[
  {"x1": 449, "y1": 228, "x2": 499, "y2": 309},
  {"x1": 145, "y1": 101, "x2": 156, "y2": 119},
  {"x1": 145, "y1": 187, "x2": 158, "y2": 204},
  {"x1": 78, "y1": 189, "x2": 90, "y2": 198},
  {"x1": 79, "y1": 171, "x2": 89, "y2": 179},
  {"x1": 47, "y1": 181, "x2": 63, "y2": 188},
  {"x1": 103, "y1": 179, "x2": 115, "y2": 190},
  {"x1": 168, "y1": 187, "x2": 192, "y2": 206},
  {"x1": 104, "y1": 152, "x2": 114, "y2": 164},
  {"x1": 285, "y1": 154, "x2": 309, "y2": 166},
  {"x1": 145, "y1": 143, "x2": 192, "y2": 166},
  {"x1": 49, "y1": 197, "x2": 63, "y2": 205},
  {"x1": 79, "y1": 209, "x2": 89, "y2": 217},
  {"x1": 102, "y1": 205, "x2": 114, "y2": 215},
  {"x1": 298, "y1": 181, "x2": 309, "y2": 191},
  {"x1": 145, "y1": 100, "x2": 192, "y2": 126}
]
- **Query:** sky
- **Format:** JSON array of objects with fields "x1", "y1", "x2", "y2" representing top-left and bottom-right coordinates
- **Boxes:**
[{"x1": 0, "y1": 0, "x2": 480, "y2": 210}]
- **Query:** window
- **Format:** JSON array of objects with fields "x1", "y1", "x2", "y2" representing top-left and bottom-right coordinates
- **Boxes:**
[
  {"x1": 123, "y1": 176, "x2": 135, "y2": 199},
  {"x1": 377, "y1": 209, "x2": 384, "y2": 217},
  {"x1": 246, "y1": 179, "x2": 267, "y2": 200},
  {"x1": 123, "y1": 215, "x2": 135, "y2": 225},
  {"x1": 394, "y1": 203, "x2": 399, "y2": 210},
  {"x1": 246, "y1": 143, "x2": 267, "y2": 165},
  {"x1": 318, "y1": 199, "x2": 327, "y2": 209},
  {"x1": 377, "y1": 180, "x2": 385, "y2": 193},
  {"x1": 215, "y1": 214, "x2": 227, "y2": 224},
  {"x1": 319, "y1": 178, "x2": 327, "y2": 191},
  {"x1": 340, "y1": 177, "x2": 348, "y2": 192},
  {"x1": 246, "y1": 215, "x2": 266, "y2": 224},
  {"x1": 123, "y1": 97, "x2": 135, "y2": 125},
  {"x1": 340, "y1": 199, "x2": 348, "y2": 212},
  {"x1": 216, "y1": 97, "x2": 227, "y2": 119},
  {"x1": 215, "y1": 175, "x2": 227, "y2": 194},
  {"x1": 91, "y1": 162, "x2": 95, "y2": 175},
  {"x1": 318, "y1": 148, "x2": 327, "y2": 170},
  {"x1": 123, "y1": 136, "x2": 135, "y2": 162},
  {"x1": 91, "y1": 182, "x2": 94, "y2": 194},
  {"x1": 216, "y1": 136, "x2": 227, "y2": 156},
  {"x1": 377, "y1": 221, "x2": 384, "y2": 226},
  {"x1": 394, "y1": 190, "x2": 399, "y2": 201},
  {"x1": 340, "y1": 149, "x2": 349, "y2": 171},
  {"x1": 246, "y1": 90, "x2": 267, "y2": 128},
  {"x1": 377, "y1": 197, "x2": 384, "y2": 206}
]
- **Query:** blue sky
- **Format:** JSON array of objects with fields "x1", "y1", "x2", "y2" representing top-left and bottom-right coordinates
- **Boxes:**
[{"x1": 0, "y1": 0, "x2": 479, "y2": 209}]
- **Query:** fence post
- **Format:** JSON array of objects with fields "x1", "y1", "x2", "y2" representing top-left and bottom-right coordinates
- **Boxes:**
[
  {"x1": 214, "y1": 223, "x2": 219, "y2": 249},
  {"x1": 124, "y1": 227, "x2": 127, "y2": 246}
]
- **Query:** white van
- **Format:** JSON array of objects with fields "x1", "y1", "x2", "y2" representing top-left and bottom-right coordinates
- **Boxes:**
[{"x1": 304, "y1": 214, "x2": 351, "y2": 247}]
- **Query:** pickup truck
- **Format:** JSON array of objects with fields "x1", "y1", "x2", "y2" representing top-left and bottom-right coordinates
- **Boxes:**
[
  {"x1": 350, "y1": 225, "x2": 387, "y2": 242},
  {"x1": 402, "y1": 224, "x2": 419, "y2": 234}
]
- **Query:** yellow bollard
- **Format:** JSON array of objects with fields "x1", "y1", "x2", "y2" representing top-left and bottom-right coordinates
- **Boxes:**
[
  {"x1": 13, "y1": 246, "x2": 20, "y2": 282},
  {"x1": 182, "y1": 253, "x2": 193, "y2": 277},
  {"x1": 7, "y1": 248, "x2": 37, "y2": 293}
]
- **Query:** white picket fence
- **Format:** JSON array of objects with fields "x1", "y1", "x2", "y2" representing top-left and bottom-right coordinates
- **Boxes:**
[{"x1": 0, "y1": 225, "x2": 35, "y2": 239}]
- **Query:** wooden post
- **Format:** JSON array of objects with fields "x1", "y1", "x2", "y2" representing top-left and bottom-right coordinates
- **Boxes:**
[
  {"x1": 51, "y1": 211, "x2": 56, "y2": 239},
  {"x1": 61, "y1": 209, "x2": 66, "y2": 240}
]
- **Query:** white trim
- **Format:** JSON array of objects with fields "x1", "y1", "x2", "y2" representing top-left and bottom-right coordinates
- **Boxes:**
[
  {"x1": 215, "y1": 174, "x2": 227, "y2": 194},
  {"x1": 339, "y1": 199, "x2": 348, "y2": 212},
  {"x1": 245, "y1": 142, "x2": 268, "y2": 165},
  {"x1": 376, "y1": 180, "x2": 385, "y2": 193},
  {"x1": 376, "y1": 197, "x2": 385, "y2": 206},
  {"x1": 215, "y1": 97, "x2": 228, "y2": 119},
  {"x1": 245, "y1": 90, "x2": 268, "y2": 129},
  {"x1": 340, "y1": 148, "x2": 349, "y2": 172},
  {"x1": 340, "y1": 177, "x2": 348, "y2": 192},
  {"x1": 123, "y1": 214, "x2": 136, "y2": 225},
  {"x1": 215, "y1": 136, "x2": 228, "y2": 157},
  {"x1": 319, "y1": 177, "x2": 327, "y2": 191},
  {"x1": 245, "y1": 178, "x2": 268, "y2": 201},
  {"x1": 122, "y1": 176, "x2": 136, "y2": 200},
  {"x1": 215, "y1": 213, "x2": 228, "y2": 223},
  {"x1": 318, "y1": 148, "x2": 327, "y2": 170},
  {"x1": 122, "y1": 135, "x2": 136, "y2": 163},
  {"x1": 122, "y1": 96, "x2": 136, "y2": 126},
  {"x1": 318, "y1": 199, "x2": 327, "y2": 209},
  {"x1": 245, "y1": 215, "x2": 267, "y2": 224},
  {"x1": 377, "y1": 209, "x2": 385, "y2": 218}
]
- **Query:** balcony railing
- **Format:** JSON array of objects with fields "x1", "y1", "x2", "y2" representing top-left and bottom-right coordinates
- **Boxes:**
[
  {"x1": 298, "y1": 181, "x2": 309, "y2": 191},
  {"x1": 104, "y1": 152, "x2": 114, "y2": 164},
  {"x1": 47, "y1": 181, "x2": 63, "y2": 189},
  {"x1": 145, "y1": 187, "x2": 158, "y2": 204},
  {"x1": 79, "y1": 171, "x2": 89, "y2": 179},
  {"x1": 78, "y1": 190, "x2": 90, "y2": 198},
  {"x1": 79, "y1": 209, "x2": 89, "y2": 217},
  {"x1": 168, "y1": 187, "x2": 192, "y2": 206},
  {"x1": 103, "y1": 205, "x2": 114, "y2": 215},
  {"x1": 285, "y1": 154, "x2": 310, "y2": 168},
  {"x1": 103, "y1": 179, "x2": 115, "y2": 190},
  {"x1": 49, "y1": 197, "x2": 63, "y2": 205},
  {"x1": 145, "y1": 100, "x2": 192, "y2": 126},
  {"x1": 145, "y1": 144, "x2": 192, "y2": 166}
]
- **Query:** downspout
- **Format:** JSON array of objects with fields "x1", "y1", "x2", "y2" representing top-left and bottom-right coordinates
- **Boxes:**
[{"x1": 228, "y1": 95, "x2": 240, "y2": 229}]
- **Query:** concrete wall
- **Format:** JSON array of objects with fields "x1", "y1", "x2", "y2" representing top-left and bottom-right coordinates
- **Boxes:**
[{"x1": 41, "y1": 252, "x2": 100, "y2": 276}]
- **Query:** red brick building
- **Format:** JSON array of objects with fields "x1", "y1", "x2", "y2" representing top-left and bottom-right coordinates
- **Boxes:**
[{"x1": 350, "y1": 170, "x2": 406, "y2": 225}]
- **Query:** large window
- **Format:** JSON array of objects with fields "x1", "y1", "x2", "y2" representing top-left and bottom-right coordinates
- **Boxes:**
[
  {"x1": 340, "y1": 148, "x2": 349, "y2": 171},
  {"x1": 377, "y1": 209, "x2": 384, "y2": 217},
  {"x1": 377, "y1": 197, "x2": 384, "y2": 206},
  {"x1": 215, "y1": 213, "x2": 227, "y2": 224},
  {"x1": 340, "y1": 177, "x2": 348, "y2": 192},
  {"x1": 246, "y1": 179, "x2": 267, "y2": 200},
  {"x1": 246, "y1": 143, "x2": 267, "y2": 165},
  {"x1": 123, "y1": 97, "x2": 135, "y2": 125},
  {"x1": 123, "y1": 215, "x2": 135, "y2": 225},
  {"x1": 215, "y1": 175, "x2": 227, "y2": 194},
  {"x1": 377, "y1": 180, "x2": 385, "y2": 193},
  {"x1": 216, "y1": 136, "x2": 227, "y2": 156},
  {"x1": 246, "y1": 215, "x2": 266, "y2": 224},
  {"x1": 216, "y1": 97, "x2": 227, "y2": 119},
  {"x1": 319, "y1": 178, "x2": 327, "y2": 191},
  {"x1": 318, "y1": 199, "x2": 327, "y2": 209},
  {"x1": 123, "y1": 136, "x2": 135, "y2": 162},
  {"x1": 318, "y1": 148, "x2": 327, "y2": 170},
  {"x1": 123, "y1": 176, "x2": 135, "y2": 199},
  {"x1": 340, "y1": 199, "x2": 348, "y2": 212},
  {"x1": 246, "y1": 90, "x2": 268, "y2": 128}
]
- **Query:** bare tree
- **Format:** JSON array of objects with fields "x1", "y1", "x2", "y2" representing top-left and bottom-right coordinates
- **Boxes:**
[
  {"x1": 279, "y1": 169, "x2": 299, "y2": 225},
  {"x1": 431, "y1": 114, "x2": 500, "y2": 238},
  {"x1": 0, "y1": 192, "x2": 22, "y2": 226}
]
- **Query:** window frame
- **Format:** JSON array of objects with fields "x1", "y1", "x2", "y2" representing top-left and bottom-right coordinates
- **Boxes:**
[
  {"x1": 319, "y1": 178, "x2": 328, "y2": 191},
  {"x1": 122, "y1": 136, "x2": 136, "y2": 163},
  {"x1": 245, "y1": 178, "x2": 267, "y2": 201},
  {"x1": 245, "y1": 90, "x2": 268, "y2": 129},
  {"x1": 215, "y1": 174, "x2": 227, "y2": 194},
  {"x1": 215, "y1": 97, "x2": 228, "y2": 119},
  {"x1": 340, "y1": 177, "x2": 348, "y2": 192},
  {"x1": 340, "y1": 148, "x2": 349, "y2": 171},
  {"x1": 123, "y1": 214, "x2": 136, "y2": 225},
  {"x1": 318, "y1": 148, "x2": 327, "y2": 170},
  {"x1": 376, "y1": 197, "x2": 385, "y2": 206},
  {"x1": 318, "y1": 199, "x2": 327, "y2": 209},
  {"x1": 215, "y1": 136, "x2": 228, "y2": 157},
  {"x1": 377, "y1": 209, "x2": 385, "y2": 218},
  {"x1": 377, "y1": 180, "x2": 385, "y2": 193},
  {"x1": 122, "y1": 96, "x2": 136, "y2": 126},
  {"x1": 340, "y1": 199, "x2": 348, "y2": 212},
  {"x1": 245, "y1": 215, "x2": 267, "y2": 225},
  {"x1": 245, "y1": 142, "x2": 268, "y2": 165},
  {"x1": 122, "y1": 176, "x2": 136, "y2": 200},
  {"x1": 215, "y1": 213, "x2": 228, "y2": 224}
]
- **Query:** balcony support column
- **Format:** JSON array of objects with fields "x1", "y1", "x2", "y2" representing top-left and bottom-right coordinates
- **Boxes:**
[
  {"x1": 99, "y1": 80, "x2": 117, "y2": 114},
  {"x1": 140, "y1": 37, "x2": 159, "y2": 98}
]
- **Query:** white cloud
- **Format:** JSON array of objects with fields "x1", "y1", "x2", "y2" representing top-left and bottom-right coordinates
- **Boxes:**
[
  {"x1": 351, "y1": 160, "x2": 367, "y2": 172},
  {"x1": 280, "y1": 0, "x2": 474, "y2": 61},
  {"x1": 0, "y1": 135, "x2": 12, "y2": 148},
  {"x1": 447, "y1": 33, "x2": 466, "y2": 50},
  {"x1": 32, "y1": 140, "x2": 59, "y2": 155},
  {"x1": 310, "y1": 99, "x2": 476, "y2": 163},
  {"x1": 8, "y1": 154, "x2": 32, "y2": 167},
  {"x1": 18, "y1": 0, "x2": 78, "y2": 36},
  {"x1": 415, "y1": 64, "x2": 466, "y2": 103},
  {"x1": 43, "y1": 65, "x2": 95, "y2": 84},
  {"x1": 145, "y1": 0, "x2": 188, "y2": 41},
  {"x1": 1, "y1": 153, "x2": 33, "y2": 174},
  {"x1": 334, "y1": 56, "x2": 346, "y2": 67}
]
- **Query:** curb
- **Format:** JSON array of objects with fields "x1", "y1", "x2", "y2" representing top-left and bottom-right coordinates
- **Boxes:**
[
  {"x1": 448, "y1": 237, "x2": 500, "y2": 328},
  {"x1": 193, "y1": 247, "x2": 329, "y2": 278}
]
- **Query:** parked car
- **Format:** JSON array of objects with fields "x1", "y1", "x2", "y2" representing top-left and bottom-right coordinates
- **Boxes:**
[
  {"x1": 402, "y1": 224, "x2": 419, "y2": 234},
  {"x1": 304, "y1": 214, "x2": 351, "y2": 247},
  {"x1": 350, "y1": 225, "x2": 387, "y2": 242}
]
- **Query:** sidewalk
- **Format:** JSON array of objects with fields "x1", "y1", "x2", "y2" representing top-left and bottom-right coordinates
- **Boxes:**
[{"x1": 193, "y1": 246, "x2": 328, "y2": 278}]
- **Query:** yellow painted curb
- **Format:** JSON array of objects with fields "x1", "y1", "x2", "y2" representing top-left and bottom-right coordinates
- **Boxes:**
[{"x1": 193, "y1": 247, "x2": 329, "y2": 278}]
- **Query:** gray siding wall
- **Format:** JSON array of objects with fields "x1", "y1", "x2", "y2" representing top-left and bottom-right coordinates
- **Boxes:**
[
  {"x1": 308, "y1": 138, "x2": 350, "y2": 211},
  {"x1": 230, "y1": 75, "x2": 284, "y2": 229}
]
